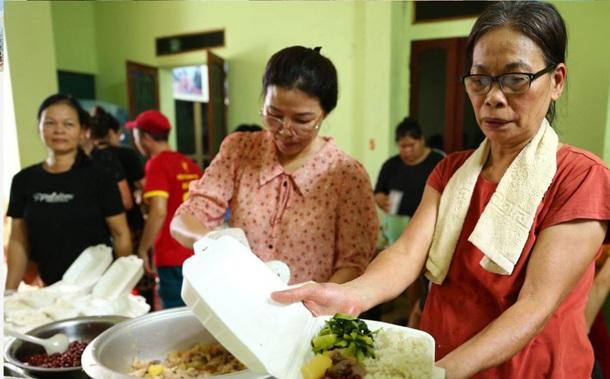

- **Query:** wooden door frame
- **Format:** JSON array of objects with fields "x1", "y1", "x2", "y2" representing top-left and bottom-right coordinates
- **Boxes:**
[
  {"x1": 206, "y1": 50, "x2": 227, "y2": 158},
  {"x1": 453, "y1": 38, "x2": 469, "y2": 151},
  {"x1": 409, "y1": 38, "x2": 467, "y2": 153},
  {"x1": 126, "y1": 61, "x2": 160, "y2": 120}
]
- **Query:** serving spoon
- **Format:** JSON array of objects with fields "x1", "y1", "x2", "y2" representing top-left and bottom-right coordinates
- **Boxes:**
[{"x1": 4, "y1": 327, "x2": 70, "y2": 355}]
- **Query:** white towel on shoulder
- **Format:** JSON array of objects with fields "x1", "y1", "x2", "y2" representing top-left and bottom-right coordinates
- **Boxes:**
[{"x1": 425, "y1": 119, "x2": 558, "y2": 284}]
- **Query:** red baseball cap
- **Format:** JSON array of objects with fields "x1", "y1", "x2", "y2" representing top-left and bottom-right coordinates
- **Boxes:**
[{"x1": 125, "y1": 110, "x2": 171, "y2": 134}]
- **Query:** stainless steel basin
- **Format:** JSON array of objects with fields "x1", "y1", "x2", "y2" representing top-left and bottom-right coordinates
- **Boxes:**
[
  {"x1": 4, "y1": 362, "x2": 36, "y2": 378},
  {"x1": 5, "y1": 315, "x2": 128, "y2": 379},
  {"x1": 82, "y1": 307, "x2": 271, "y2": 379}
]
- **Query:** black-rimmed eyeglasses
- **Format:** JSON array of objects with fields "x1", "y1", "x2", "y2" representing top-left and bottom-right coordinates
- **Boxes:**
[{"x1": 462, "y1": 64, "x2": 557, "y2": 95}]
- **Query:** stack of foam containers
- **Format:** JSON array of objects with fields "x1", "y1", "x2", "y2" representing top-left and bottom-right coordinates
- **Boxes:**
[
  {"x1": 82, "y1": 254, "x2": 148, "y2": 317},
  {"x1": 4, "y1": 245, "x2": 150, "y2": 332}
]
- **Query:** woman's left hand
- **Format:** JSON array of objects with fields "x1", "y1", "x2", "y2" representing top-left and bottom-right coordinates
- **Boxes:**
[
  {"x1": 271, "y1": 281, "x2": 364, "y2": 316},
  {"x1": 374, "y1": 192, "x2": 390, "y2": 213}
]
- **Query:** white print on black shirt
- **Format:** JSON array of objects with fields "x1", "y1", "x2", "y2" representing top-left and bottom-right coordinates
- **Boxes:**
[{"x1": 33, "y1": 192, "x2": 74, "y2": 203}]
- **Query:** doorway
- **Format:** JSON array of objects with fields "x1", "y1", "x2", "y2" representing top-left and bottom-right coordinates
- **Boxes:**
[
  {"x1": 174, "y1": 99, "x2": 208, "y2": 167},
  {"x1": 409, "y1": 37, "x2": 483, "y2": 153},
  {"x1": 126, "y1": 51, "x2": 227, "y2": 168}
]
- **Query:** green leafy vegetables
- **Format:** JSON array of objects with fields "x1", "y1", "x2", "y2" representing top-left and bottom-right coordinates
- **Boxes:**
[{"x1": 310, "y1": 313, "x2": 376, "y2": 362}]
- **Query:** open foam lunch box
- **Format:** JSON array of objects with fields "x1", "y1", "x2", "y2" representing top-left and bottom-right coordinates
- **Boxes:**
[{"x1": 181, "y1": 236, "x2": 445, "y2": 379}]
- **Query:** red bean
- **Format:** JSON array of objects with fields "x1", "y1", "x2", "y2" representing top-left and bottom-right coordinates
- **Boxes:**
[{"x1": 23, "y1": 341, "x2": 88, "y2": 368}]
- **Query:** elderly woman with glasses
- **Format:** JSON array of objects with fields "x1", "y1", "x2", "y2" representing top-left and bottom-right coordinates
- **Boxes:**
[
  {"x1": 273, "y1": 2, "x2": 610, "y2": 378},
  {"x1": 170, "y1": 46, "x2": 378, "y2": 285}
]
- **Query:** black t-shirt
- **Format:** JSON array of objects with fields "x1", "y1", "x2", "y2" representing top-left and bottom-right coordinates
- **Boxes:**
[
  {"x1": 7, "y1": 154, "x2": 124, "y2": 285},
  {"x1": 90, "y1": 147, "x2": 126, "y2": 182},
  {"x1": 108, "y1": 145, "x2": 145, "y2": 231},
  {"x1": 374, "y1": 150, "x2": 444, "y2": 216},
  {"x1": 108, "y1": 145, "x2": 145, "y2": 188}
]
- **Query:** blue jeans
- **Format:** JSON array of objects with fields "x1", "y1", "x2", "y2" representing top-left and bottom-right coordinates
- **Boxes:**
[{"x1": 156, "y1": 266, "x2": 186, "y2": 309}]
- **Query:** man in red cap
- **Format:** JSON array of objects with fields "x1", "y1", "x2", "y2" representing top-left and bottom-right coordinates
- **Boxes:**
[{"x1": 126, "y1": 110, "x2": 202, "y2": 308}]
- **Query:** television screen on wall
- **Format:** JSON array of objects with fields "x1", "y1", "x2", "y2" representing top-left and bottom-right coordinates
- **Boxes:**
[{"x1": 172, "y1": 65, "x2": 208, "y2": 103}]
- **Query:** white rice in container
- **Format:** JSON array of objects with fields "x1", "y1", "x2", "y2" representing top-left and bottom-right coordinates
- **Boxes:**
[{"x1": 363, "y1": 329, "x2": 433, "y2": 379}]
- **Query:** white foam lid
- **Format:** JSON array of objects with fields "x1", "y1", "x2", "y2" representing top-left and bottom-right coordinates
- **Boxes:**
[
  {"x1": 182, "y1": 236, "x2": 314, "y2": 377},
  {"x1": 92, "y1": 255, "x2": 144, "y2": 300},
  {"x1": 61, "y1": 244, "x2": 113, "y2": 287}
]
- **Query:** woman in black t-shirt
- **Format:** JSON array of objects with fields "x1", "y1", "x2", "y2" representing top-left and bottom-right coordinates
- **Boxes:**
[
  {"x1": 6, "y1": 94, "x2": 132, "y2": 289},
  {"x1": 374, "y1": 116, "x2": 444, "y2": 217},
  {"x1": 88, "y1": 105, "x2": 145, "y2": 231}
]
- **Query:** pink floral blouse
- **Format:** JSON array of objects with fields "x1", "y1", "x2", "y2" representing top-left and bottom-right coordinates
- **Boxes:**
[{"x1": 175, "y1": 131, "x2": 379, "y2": 284}]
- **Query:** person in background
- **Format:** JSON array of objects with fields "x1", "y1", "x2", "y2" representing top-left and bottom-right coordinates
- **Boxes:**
[
  {"x1": 273, "y1": 3, "x2": 610, "y2": 378},
  {"x1": 374, "y1": 116, "x2": 444, "y2": 217},
  {"x1": 90, "y1": 106, "x2": 145, "y2": 234},
  {"x1": 84, "y1": 109, "x2": 133, "y2": 211},
  {"x1": 170, "y1": 46, "x2": 378, "y2": 285},
  {"x1": 6, "y1": 94, "x2": 131, "y2": 290},
  {"x1": 127, "y1": 110, "x2": 202, "y2": 309},
  {"x1": 89, "y1": 106, "x2": 154, "y2": 309},
  {"x1": 373, "y1": 116, "x2": 445, "y2": 326}
]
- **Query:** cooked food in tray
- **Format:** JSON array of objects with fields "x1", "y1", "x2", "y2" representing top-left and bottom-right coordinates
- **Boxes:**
[
  {"x1": 129, "y1": 341, "x2": 246, "y2": 378},
  {"x1": 302, "y1": 314, "x2": 432, "y2": 379}
]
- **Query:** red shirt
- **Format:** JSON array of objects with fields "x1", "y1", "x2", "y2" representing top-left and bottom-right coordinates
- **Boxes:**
[
  {"x1": 421, "y1": 145, "x2": 610, "y2": 378},
  {"x1": 143, "y1": 151, "x2": 202, "y2": 267}
]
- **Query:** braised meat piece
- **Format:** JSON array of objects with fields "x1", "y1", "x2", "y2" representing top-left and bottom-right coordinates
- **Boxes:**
[{"x1": 323, "y1": 351, "x2": 365, "y2": 379}]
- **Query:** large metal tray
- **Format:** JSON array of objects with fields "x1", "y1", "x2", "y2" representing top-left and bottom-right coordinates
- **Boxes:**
[{"x1": 82, "y1": 307, "x2": 272, "y2": 379}]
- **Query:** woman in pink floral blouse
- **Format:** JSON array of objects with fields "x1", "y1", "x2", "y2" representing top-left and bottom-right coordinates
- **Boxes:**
[{"x1": 171, "y1": 46, "x2": 378, "y2": 284}]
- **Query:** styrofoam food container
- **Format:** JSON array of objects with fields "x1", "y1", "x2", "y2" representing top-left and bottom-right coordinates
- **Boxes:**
[
  {"x1": 13, "y1": 288, "x2": 57, "y2": 309},
  {"x1": 8, "y1": 244, "x2": 114, "y2": 308},
  {"x1": 182, "y1": 236, "x2": 442, "y2": 379},
  {"x1": 59, "y1": 244, "x2": 114, "y2": 290},
  {"x1": 92, "y1": 255, "x2": 144, "y2": 300}
]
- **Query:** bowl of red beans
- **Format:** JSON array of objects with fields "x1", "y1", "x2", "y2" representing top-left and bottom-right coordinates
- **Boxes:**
[{"x1": 4, "y1": 315, "x2": 128, "y2": 379}]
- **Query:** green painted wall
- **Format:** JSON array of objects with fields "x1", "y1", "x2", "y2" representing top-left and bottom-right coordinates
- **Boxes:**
[
  {"x1": 5, "y1": 2, "x2": 58, "y2": 167},
  {"x1": 51, "y1": 1, "x2": 97, "y2": 74},
  {"x1": 87, "y1": 1, "x2": 397, "y2": 179},
  {"x1": 8, "y1": 1, "x2": 610, "y2": 175},
  {"x1": 553, "y1": 1, "x2": 610, "y2": 160},
  {"x1": 606, "y1": 80, "x2": 610, "y2": 166}
]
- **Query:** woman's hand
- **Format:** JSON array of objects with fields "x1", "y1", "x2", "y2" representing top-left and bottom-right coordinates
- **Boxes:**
[
  {"x1": 271, "y1": 281, "x2": 364, "y2": 317},
  {"x1": 138, "y1": 249, "x2": 156, "y2": 276},
  {"x1": 374, "y1": 192, "x2": 390, "y2": 213},
  {"x1": 273, "y1": 184, "x2": 440, "y2": 318},
  {"x1": 170, "y1": 213, "x2": 212, "y2": 249},
  {"x1": 6, "y1": 218, "x2": 30, "y2": 290}
]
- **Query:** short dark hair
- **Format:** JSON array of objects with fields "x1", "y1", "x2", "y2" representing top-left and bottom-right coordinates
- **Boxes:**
[
  {"x1": 90, "y1": 106, "x2": 120, "y2": 140},
  {"x1": 465, "y1": 1, "x2": 567, "y2": 123},
  {"x1": 140, "y1": 129, "x2": 169, "y2": 142},
  {"x1": 395, "y1": 117, "x2": 423, "y2": 142},
  {"x1": 262, "y1": 46, "x2": 338, "y2": 115},
  {"x1": 37, "y1": 93, "x2": 90, "y2": 127}
]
